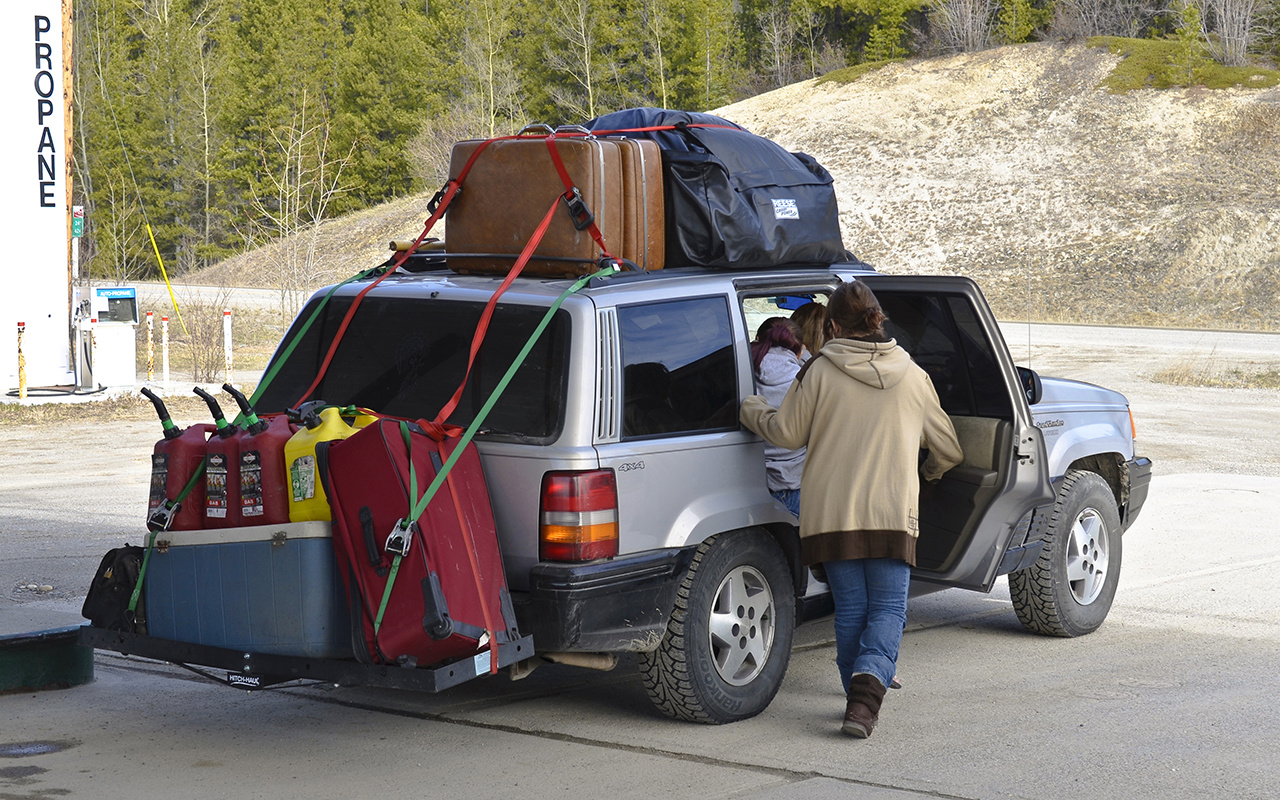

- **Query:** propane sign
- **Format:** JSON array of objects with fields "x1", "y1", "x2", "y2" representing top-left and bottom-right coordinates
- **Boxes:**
[{"x1": 1, "y1": 2, "x2": 72, "y2": 390}]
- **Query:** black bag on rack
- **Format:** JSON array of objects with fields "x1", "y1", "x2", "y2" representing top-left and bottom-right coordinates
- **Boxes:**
[
  {"x1": 588, "y1": 107, "x2": 848, "y2": 269},
  {"x1": 81, "y1": 545, "x2": 144, "y2": 632}
]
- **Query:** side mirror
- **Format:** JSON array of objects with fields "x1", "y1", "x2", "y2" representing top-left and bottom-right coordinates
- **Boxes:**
[{"x1": 1017, "y1": 367, "x2": 1043, "y2": 406}]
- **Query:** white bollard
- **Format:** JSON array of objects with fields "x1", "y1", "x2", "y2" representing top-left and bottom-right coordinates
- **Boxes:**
[
  {"x1": 146, "y1": 311, "x2": 155, "y2": 382},
  {"x1": 162, "y1": 316, "x2": 170, "y2": 393},
  {"x1": 223, "y1": 309, "x2": 233, "y2": 386},
  {"x1": 89, "y1": 318, "x2": 98, "y2": 387}
]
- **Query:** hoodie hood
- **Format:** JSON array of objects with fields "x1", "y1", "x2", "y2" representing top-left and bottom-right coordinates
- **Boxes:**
[
  {"x1": 819, "y1": 338, "x2": 910, "y2": 389},
  {"x1": 757, "y1": 347, "x2": 803, "y2": 388}
]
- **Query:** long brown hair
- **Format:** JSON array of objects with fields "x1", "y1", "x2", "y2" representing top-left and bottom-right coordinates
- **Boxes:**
[
  {"x1": 826, "y1": 280, "x2": 887, "y2": 339},
  {"x1": 790, "y1": 302, "x2": 828, "y2": 356}
]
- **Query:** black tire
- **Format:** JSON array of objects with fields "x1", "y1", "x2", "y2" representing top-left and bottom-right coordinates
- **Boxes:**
[
  {"x1": 638, "y1": 529, "x2": 796, "y2": 724},
  {"x1": 1010, "y1": 469, "x2": 1123, "y2": 637}
]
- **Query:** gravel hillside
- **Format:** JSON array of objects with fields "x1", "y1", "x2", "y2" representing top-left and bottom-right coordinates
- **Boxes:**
[
  {"x1": 718, "y1": 42, "x2": 1280, "y2": 329},
  {"x1": 193, "y1": 42, "x2": 1280, "y2": 330}
]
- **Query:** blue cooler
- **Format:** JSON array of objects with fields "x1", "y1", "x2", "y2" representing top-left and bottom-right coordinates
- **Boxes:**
[{"x1": 144, "y1": 521, "x2": 353, "y2": 658}]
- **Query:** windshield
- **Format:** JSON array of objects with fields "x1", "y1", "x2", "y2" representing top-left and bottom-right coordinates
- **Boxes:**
[{"x1": 254, "y1": 294, "x2": 571, "y2": 443}]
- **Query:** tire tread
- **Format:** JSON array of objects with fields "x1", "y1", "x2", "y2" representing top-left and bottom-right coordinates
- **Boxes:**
[{"x1": 1010, "y1": 469, "x2": 1118, "y2": 637}]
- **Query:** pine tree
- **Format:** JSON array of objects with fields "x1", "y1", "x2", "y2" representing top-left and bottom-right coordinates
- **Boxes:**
[
  {"x1": 1172, "y1": 0, "x2": 1210, "y2": 85},
  {"x1": 998, "y1": 0, "x2": 1034, "y2": 43}
]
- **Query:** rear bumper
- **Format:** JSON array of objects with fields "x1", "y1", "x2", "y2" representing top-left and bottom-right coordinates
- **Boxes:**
[
  {"x1": 515, "y1": 546, "x2": 698, "y2": 653},
  {"x1": 1123, "y1": 456, "x2": 1153, "y2": 529}
]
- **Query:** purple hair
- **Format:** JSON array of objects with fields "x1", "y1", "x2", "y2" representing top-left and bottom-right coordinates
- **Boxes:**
[{"x1": 751, "y1": 318, "x2": 803, "y2": 374}]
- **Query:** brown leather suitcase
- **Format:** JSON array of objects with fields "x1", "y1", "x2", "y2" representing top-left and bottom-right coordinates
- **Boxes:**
[
  {"x1": 445, "y1": 134, "x2": 664, "y2": 277},
  {"x1": 616, "y1": 138, "x2": 665, "y2": 272}
]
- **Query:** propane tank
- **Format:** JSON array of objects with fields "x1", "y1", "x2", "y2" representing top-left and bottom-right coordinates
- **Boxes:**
[
  {"x1": 285, "y1": 402, "x2": 355, "y2": 522},
  {"x1": 141, "y1": 387, "x2": 211, "y2": 532},
  {"x1": 223, "y1": 384, "x2": 294, "y2": 526},
  {"x1": 193, "y1": 387, "x2": 243, "y2": 528}
]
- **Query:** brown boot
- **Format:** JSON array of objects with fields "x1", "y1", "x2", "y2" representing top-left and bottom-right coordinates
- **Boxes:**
[{"x1": 842, "y1": 673, "x2": 888, "y2": 738}]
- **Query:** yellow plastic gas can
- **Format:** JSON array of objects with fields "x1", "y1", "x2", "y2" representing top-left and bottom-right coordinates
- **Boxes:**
[{"x1": 285, "y1": 406, "x2": 355, "y2": 521}]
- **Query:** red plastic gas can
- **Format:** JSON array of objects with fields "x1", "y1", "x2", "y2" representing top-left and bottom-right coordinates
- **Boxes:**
[
  {"x1": 223, "y1": 384, "x2": 295, "y2": 526},
  {"x1": 142, "y1": 388, "x2": 211, "y2": 532},
  {"x1": 194, "y1": 387, "x2": 243, "y2": 529}
]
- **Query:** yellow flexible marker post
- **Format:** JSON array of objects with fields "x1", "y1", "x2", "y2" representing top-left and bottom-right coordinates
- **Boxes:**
[{"x1": 146, "y1": 223, "x2": 188, "y2": 335}]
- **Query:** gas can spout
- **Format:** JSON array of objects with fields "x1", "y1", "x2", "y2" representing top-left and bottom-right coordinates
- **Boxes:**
[
  {"x1": 223, "y1": 383, "x2": 268, "y2": 435},
  {"x1": 287, "y1": 400, "x2": 327, "y2": 430},
  {"x1": 193, "y1": 386, "x2": 240, "y2": 438},
  {"x1": 141, "y1": 387, "x2": 182, "y2": 440}
]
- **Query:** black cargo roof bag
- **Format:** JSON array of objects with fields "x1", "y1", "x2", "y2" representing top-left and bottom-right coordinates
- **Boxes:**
[{"x1": 588, "y1": 108, "x2": 847, "y2": 269}]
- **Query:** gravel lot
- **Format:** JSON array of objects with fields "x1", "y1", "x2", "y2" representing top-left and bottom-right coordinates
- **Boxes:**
[{"x1": 3, "y1": 321, "x2": 1278, "y2": 607}]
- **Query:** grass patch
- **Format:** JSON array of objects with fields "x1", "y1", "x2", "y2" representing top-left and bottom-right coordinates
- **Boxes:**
[
  {"x1": 816, "y1": 59, "x2": 906, "y2": 85},
  {"x1": 1151, "y1": 350, "x2": 1280, "y2": 388},
  {"x1": 1090, "y1": 36, "x2": 1280, "y2": 92}
]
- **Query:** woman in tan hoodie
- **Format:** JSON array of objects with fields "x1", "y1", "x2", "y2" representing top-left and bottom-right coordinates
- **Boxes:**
[{"x1": 740, "y1": 280, "x2": 962, "y2": 739}]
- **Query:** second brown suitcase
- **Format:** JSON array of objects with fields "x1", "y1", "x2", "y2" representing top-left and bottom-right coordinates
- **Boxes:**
[{"x1": 445, "y1": 134, "x2": 664, "y2": 277}]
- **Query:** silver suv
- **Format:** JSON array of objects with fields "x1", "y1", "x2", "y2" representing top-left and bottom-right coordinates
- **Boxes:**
[{"x1": 256, "y1": 260, "x2": 1152, "y2": 723}]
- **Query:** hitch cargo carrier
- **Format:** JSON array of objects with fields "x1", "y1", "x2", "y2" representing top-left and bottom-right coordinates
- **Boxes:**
[{"x1": 79, "y1": 626, "x2": 533, "y2": 693}]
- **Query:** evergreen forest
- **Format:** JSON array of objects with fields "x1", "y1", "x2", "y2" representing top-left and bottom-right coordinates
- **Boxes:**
[{"x1": 74, "y1": 0, "x2": 1280, "y2": 286}]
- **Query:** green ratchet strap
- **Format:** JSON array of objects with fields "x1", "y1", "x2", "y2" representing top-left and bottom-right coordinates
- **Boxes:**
[
  {"x1": 241, "y1": 266, "x2": 384, "y2": 418},
  {"x1": 371, "y1": 263, "x2": 619, "y2": 636},
  {"x1": 129, "y1": 458, "x2": 207, "y2": 618}
]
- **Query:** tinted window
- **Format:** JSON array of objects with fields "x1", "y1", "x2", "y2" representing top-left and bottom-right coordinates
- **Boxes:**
[
  {"x1": 254, "y1": 296, "x2": 570, "y2": 442},
  {"x1": 878, "y1": 292, "x2": 1010, "y2": 418},
  {"x1": 618, "y1": 296, "x2": 737, "y2": 438}
]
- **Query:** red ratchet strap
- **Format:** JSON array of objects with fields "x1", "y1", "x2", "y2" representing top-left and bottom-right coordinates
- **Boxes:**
[
  {"x1": 295, "y1": 124, "x2": 679, "y2": 421},
  {"x1": 292, "y1": 133, "x2": 527, "y2": 409},
  {"x1": 417, "y1": 193, "x2": 564, "y2": 440},
  {"x1": 543, "y1": 134, "x2": 615, "y2": 260},
  {"x1": 442, "y1": 461, "x2": 500, "y2": 672}
]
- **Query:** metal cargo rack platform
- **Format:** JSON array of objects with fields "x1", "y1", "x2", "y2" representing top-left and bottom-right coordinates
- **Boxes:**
[{"x1": 80, "y1": 626, "x2": 535, "y2": 693}]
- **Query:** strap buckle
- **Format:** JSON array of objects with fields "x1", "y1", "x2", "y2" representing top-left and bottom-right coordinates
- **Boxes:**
[
  {"x1": 427, "y1": 181, "x2": 457, "y2": 215},
  {"x1": 385, "y1": 520, "x2": 417, "y2": 557},
  {"x1": 561, "y1": 187, "x2": 595, "y2": 231},
  {"x1": 146, "y1": 502, "x2": 179, "y2": 533}
]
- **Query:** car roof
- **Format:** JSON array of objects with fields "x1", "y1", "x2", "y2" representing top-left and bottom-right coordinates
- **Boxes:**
[{"x1": 337, "y1": 261, "x2": 879, "y2": 305}]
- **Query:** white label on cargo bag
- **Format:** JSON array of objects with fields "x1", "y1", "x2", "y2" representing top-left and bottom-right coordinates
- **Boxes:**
[
  {"x1": 772, "y1": 199, "x2": 800, "y2": 220},
  {"x1": 474, "y1": 650, "x2": 491, "y2": 676}
]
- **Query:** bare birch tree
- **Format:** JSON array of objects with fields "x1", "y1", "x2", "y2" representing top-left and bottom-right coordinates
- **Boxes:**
[
  {"x1": 1206, "y1": 0, "x2": 1259, "y2": 65},
  {"x1": 547, "y1": 0, "x2": 601, "y2": 120},
  {"x1": 248, "y1": 91, "x2": 356, "y2": 317},
  {"x1": 932, "y1": 0, "x2": 997, "y2": 51},
  {"x1": 1051, "y1": 0, "x2": 1155, "y2": 38},
  {"x1": 758, "y1": 4, "x2": 798, "y2": 88},
  {"x1": 463, "y1": 0, "x2": 524, "y2": 137}
]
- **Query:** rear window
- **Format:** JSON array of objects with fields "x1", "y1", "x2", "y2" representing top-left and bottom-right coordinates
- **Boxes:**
[{"x1": 254, "y1": 295, "x2": 570, "y2": 443}]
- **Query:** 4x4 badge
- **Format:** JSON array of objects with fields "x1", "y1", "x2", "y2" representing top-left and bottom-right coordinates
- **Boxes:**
[{"x1": 618, "y1": 461, "x2": 645, "y2": 472}]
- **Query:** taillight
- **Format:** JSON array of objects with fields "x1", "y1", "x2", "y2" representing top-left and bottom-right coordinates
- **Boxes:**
[{"x1": 540, "y1": 469, "x2": 619, "y2": 561}]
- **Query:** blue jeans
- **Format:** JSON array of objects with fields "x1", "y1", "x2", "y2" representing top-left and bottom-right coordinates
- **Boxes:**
[
  {"x1": 823, "y1": 557, "x2": 910, "y2": 694},
  {"x1": 770, "y1": 488, "x2": 801, "y2": 519}
]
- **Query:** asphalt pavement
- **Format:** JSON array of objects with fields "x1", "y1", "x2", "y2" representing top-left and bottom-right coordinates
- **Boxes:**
[
  {"x1": 3, "y1": 472, "x2": 1278, "y2": 800},
  {"x1": 3, "y1": 320, "x2": 1280, "y2": 799}
]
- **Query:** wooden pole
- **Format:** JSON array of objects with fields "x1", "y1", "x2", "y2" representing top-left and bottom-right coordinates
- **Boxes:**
[{"x1": 64, "y1": 0, "x2": 75, "y2": 371}]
